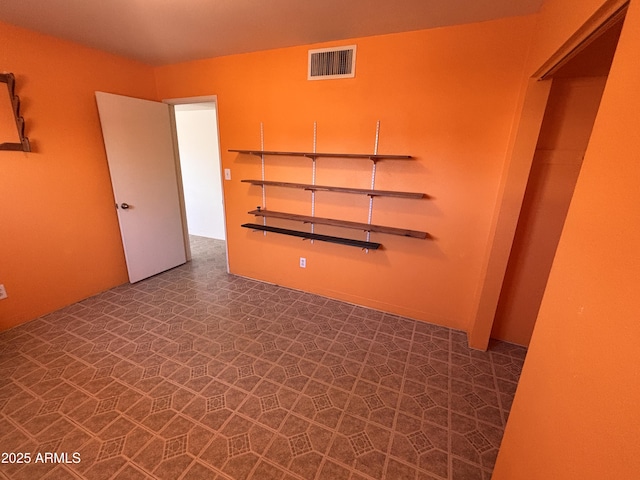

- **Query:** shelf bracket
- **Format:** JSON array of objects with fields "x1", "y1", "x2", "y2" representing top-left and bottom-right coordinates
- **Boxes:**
[
  {"x1": 365, "y1": 121, "x2": 381, "y2": 252},
  {"x1": 260, "y1": 123, "x2": 266, "y2": 235},
  {"x1": 311, "y1": 121, "x2": 318, "y2": 243}
]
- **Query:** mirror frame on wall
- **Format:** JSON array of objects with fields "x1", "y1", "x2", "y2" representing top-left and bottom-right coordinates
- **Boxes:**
[{"x1": 0, "y1": 73, "x2": 31, "y2": 152}]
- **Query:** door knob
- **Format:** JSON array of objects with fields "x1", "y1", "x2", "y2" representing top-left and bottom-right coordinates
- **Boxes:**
[{"x1": 120, "y1": 203, "x2": 130, "y2": 209}]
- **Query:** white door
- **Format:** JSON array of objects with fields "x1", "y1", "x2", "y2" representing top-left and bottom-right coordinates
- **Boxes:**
[{"x1": 96, "y1": 92, "x2": 186, "y2": 283}]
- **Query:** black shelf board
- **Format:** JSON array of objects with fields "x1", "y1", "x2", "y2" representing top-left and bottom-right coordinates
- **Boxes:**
[{"x1": 241, "y1": 223, "x2": 381, "y2": 249}]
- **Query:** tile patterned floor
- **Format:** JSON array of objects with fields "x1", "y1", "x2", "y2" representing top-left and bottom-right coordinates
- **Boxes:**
[{"x1": 0, "y1": 236, "x2": 526, "y2": 480}]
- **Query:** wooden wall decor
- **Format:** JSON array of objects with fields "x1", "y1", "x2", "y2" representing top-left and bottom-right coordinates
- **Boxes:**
[{"x1": 0, "y1": 73, "x2": 31, "y2": 152}]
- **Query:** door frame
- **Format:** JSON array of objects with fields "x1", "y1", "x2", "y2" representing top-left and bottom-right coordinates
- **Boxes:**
[
  {"x1": 163, "y1": 95, "x2": 230, "y2": 273},
  {"x1": 468, "y1": 79, "x2": 552, "y2": 350},
  {"x1": 468, "y1": 0, "x2": 629, "y2": 350}
]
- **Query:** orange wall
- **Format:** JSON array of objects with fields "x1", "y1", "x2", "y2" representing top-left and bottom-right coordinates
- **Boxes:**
[
  {"x1": 155, "y1": 16, "x2": 535, "y2": 331},
  {"x1": 493, "y1": 0, "x2": 640, "y2": 477},
  {"x1": 0, "y1": 22, "x2": 157, "y2": 330},
  {"x1": 467, "y1": 0, "x2": 629, "y2": 353},
  {"x1": 492, "y1": 76, "x2": 607, "y2": 345}
]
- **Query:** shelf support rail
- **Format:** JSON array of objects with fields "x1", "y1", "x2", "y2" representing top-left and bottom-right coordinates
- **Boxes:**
[
  {"x1": 311, "y1": 121, "x2": 317, "y2": 244},
  {"x1": 260, "y1": 122, "x2": 266, "y2": 236},
  {"x1": 366, "y1": 121, "x2": 381, "y2": 253}
]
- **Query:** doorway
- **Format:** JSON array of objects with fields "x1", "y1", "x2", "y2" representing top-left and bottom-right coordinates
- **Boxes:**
[
  {"x1": 490, "y1": 16, "x2": 625, "y2": 346},
  {"x1": 174, "y1": 102, "x2": 226, "y2": 241},
  {"x1": 164, "y1": 96, "x2": 228, "y2": 267}
]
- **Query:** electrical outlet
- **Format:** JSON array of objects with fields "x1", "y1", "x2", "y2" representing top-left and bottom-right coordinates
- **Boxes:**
[
  {"x1": 299, "y1": 257, "x2": 306, "y2": 268},
  {"x1": 224, "y1": 168, "x2": 231, "y2": 180},
  {"x1": 0, "y1": 284, "x2": 7, "y2": 300}
]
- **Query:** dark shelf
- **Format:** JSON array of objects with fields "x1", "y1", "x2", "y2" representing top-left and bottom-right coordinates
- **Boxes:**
[
  {"x1": 249, "y1": 209, "x2": 429, "y2": 239},
  {"x1": 230, "y1": 149, "x2": 411, "y2": 161},
  {"x1": 242, "y1": 179, "x2": 426, "y2": 199},
  {"x1": 242, "y1": 223, "x2": 381, "y2": 249}
]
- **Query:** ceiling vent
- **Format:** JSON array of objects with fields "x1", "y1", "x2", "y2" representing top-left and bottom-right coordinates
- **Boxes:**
[{"x1": 308, "y1": 45, "x2": 356, "y2": 80}]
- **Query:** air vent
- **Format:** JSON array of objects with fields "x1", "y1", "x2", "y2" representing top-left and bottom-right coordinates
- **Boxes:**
[{"x1": 308, "y1": 45, "x2": 356, "y2": 80}]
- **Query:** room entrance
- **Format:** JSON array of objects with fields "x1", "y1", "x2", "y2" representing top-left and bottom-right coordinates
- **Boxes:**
[
  {"x1": 491, "y1": 14, "x2": 625, "y2": 346},
  {"x1": 96, "y1": 93, "x2": 228, "y2": 282}
]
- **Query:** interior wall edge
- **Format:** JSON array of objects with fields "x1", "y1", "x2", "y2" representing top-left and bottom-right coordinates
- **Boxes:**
[{"x1": 468, "y1": 78, "x2": 553, "y2": 350}]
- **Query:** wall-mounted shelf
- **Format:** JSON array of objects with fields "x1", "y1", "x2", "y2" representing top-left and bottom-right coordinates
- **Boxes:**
[
  {"x1": 0, "y1": 73, "x2": 31, "y2": 152},
  {"x1": 232, "y1": 121, "x2": 429, "y2": 251},
  {"x1": 249, "y1": 209, "x2": 429, "y2": 239},
  {"x1": 230, "y1": 149, "x2": 411, "y2": 162},
  {"x1": 241, "y1": 223, "x2": 381, "y2": 249},
  {"x1": 241, "y1": 179, "x2": 426, "y2": 199}
]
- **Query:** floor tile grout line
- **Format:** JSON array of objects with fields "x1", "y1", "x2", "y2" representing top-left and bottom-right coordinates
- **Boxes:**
[
  {"x1": 0, "y1": 237, "x2": 526, "y2": 480},
  {"x1": 18, "y1": 334, "x2": 450, "y2": 476},
  {"x1": 12, "y1": 348, "x2": 428, "y2": 480},
  {"x1": 448, "y1": 326, "x2": 454, "y2": 480},
  {"x1": 251, "y1": 368, "x2": 394, "y2": 479},
  {"x1": 490, "y1": 349, "x2": 509, "y2": 429},
  {"x1": 384, "y1": 316, "x2": 419, "y2": 480},
  {"x1": 5, "y1": 348, "x2": 504, "y2": 476},
  {"x1": 4, "y1": 357, "x2": 240, "y2": 477},
  {"x1": 9, "y1": 287, "x2": 391, "y2": 381},
  {"x1": 107, "y1": 437, "x2": 161, "y2": 480},
  {"x1": 308, "y1": 374, "x2": 355, "y2": 480}
]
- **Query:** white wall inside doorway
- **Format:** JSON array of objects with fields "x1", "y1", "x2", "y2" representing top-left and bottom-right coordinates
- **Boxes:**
[{"x1": 174, "y1": 103, "x2": 225, "y2": 240}]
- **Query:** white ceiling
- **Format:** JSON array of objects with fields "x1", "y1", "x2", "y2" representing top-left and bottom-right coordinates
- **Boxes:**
[{"x1": 0, "y1": 0, "x2": 543, "y2": 66}]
